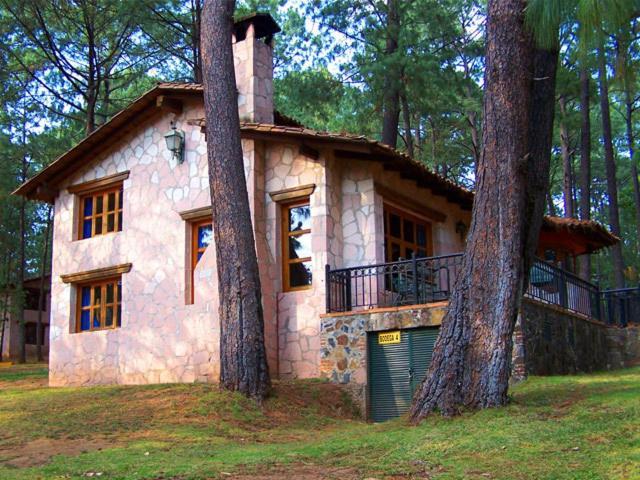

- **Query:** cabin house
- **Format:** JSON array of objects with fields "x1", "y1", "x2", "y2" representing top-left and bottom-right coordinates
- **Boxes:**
[
  {"x1": 1, "y1": 276, "x2": 51, "y2": 361},
  {"x1": 15, "y1": 14, "x2": 637, "y2": 420}
]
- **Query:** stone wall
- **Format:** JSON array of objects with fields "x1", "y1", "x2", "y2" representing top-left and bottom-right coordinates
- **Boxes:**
[
  {"x1": 514, "y1": 299, "x2": 640, "y2": 376},
  {"x1": 321, "y1": 299, "x2": 640, "y2": 416},
  {"x1": 319, "y1": 303, "x2": 447, "y2": 413}
]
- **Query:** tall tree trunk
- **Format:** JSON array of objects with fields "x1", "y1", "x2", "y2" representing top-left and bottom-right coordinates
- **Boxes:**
[
  {"x1": 85, "y1": 19, "x2": 98, "y2": 136},
  {"x1": 578, "y1": 64, "x2": 591, "y2": 280},
  {"x1": 17, "y1": 120, "x2": 28, "y2": 363},
  {"x1": 0, "y1": 259, "x2": 12, "y2": 362},
  {"x1": 201, "y1": 0, "x2": 270, "y2": 399},
  {"x1": 381, "y1": 0, "x2": 400, "y2": 147},
  {"x1": 559, "y1": 95, "x2": 574, "y2": 218},
  {"x1": 626, "y1": 92, "x2": 640, "y2": 256},
  {"x1": 0, "y1": 288, "x2": 10, "y2": 360},
  {"x1": 400, "y1": 92, "x2": 414, "y2": 158},
  {"x1": 36, "y1": 208, "x2": 52, "y2": 362},
  {"x1": 597, "y1": 46, "x2": 625, "y2": 288},
  {"x1": 410, "y1": 0, "x2": 557, "y2": 420},
  {"x1": 191, "y1": 0, "x2": 203, "y2": 83},
  {"x1": 547, "y1": 190, "x2": 557, "y2": 216},
  {"x1": 619, "y1": 36, "x2": 640, "y2": 256},
  {"x1": 415, "y1": 114, "x2": 422, "y2": 154},
  {"x1": 17, "y1": 196, "x2": 26, "y2": 363}
]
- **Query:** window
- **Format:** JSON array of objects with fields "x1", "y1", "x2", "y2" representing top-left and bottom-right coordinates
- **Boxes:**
[
  {"x1": 25, "y1": 322, "x2": 46, "y2": 346},
  {"x1": 24, "y1": 288, "x2": 46, "y2": 311},
  {"x1": 190, "y1": 219, "x2": 213, "y2": 303},
  {"x1": 76, "y1": 277, "x2": 122, "y2": 332},
  {"x1": 282, "y1": 199, "x2": 312, "y2": 291},
  {"x1": 384, "y1": 204, "x2": 433, "y2": 262},
  {"x1": 79, "y1": 185, "x2": 123, "y2": 239}
]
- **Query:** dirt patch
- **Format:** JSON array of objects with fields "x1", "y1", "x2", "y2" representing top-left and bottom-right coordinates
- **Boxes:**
[
  {"x1": 0, "y1": 437, "x2": 116, "y2": 468},
  {"x1": 231, "y1": 465, "x2": 360, "y2": 479},
  {"x1": 0, "y1": 375, "x2": 48, "y2": 391}
]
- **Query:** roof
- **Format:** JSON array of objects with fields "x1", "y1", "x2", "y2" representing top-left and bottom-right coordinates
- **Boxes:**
[
  {"x1": 13, "y1": 82, "x2": 474, "y2": 209},
  {"x1": 540, "y1": 216, "x2": 619, "y2": 254},
  {"x1": 12, "y1": 82, "x2": 618, "y2": 253},
  {"x1": 188, "y1": 119, "x2": 475, "y2": 209},
  {"x1": 14, "y1": 83, "x2": 204, "y2": 201}
]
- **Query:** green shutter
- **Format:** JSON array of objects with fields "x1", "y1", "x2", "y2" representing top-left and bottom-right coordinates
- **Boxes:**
[
  {"x1": 409, "y1": 327, "x2": 439, "y2": 395},
  {"x1": 368, "y1": 327, "x2": 439, "y2": 422}
]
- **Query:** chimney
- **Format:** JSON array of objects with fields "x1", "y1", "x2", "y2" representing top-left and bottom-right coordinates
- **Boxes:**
[{"x1": 232, "y1": 13, "x2": 281, "y2": 124}]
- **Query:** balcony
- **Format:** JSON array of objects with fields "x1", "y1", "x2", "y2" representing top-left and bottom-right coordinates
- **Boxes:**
[{"x1": 325, "y1": 254, "x2": 639, "y2": 327}]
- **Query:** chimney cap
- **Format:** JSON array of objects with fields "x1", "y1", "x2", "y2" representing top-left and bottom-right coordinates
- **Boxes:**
[{"x1": 234, "y1": 12, "x2": 281, "y2": 42}]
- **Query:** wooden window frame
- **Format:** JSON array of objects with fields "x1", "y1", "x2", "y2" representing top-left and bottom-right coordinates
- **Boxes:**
[
  {"x1": 78, "y1": 184, "x2": 123, "y2": 240},
  {"x1": 281, "y1": 198, "x2": 313, "y2": 292},
  {"x1": 383, "y1": 203, "x2": 434, "y2": 262},
  {"x1": 75, "y1": 276, "x2": 122, "y2": 333},
  {"x1": 189, "y1": 218, "x2": 213, "y2": 304}
]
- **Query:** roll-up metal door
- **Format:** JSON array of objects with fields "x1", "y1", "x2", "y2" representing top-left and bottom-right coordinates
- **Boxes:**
[{"x1": 368, "y1": 327, "x2": 439, "y2": 422}]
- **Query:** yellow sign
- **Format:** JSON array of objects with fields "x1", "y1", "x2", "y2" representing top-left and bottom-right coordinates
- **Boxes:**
[{"x1": 378, "y1": 331, "x2": 401, "y2": 345}]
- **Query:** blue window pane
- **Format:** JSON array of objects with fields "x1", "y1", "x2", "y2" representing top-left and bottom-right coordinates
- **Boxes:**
[
  {"x1": 83, "y1": 197, "x2": 93, "y2": 216},
  {"x1": 81, "y1": 287, "x2": 91, "y2": 307},
  {"x1": 83, "y1": 220, "x2": 92, "y2": 239},
  {"x1": 198, "y1": 225, "x2": 213, "y2": 249},
  {"x1": 80, "y1": 310, "x2": 90, "y2": 331},
  {"x1": 93, "y1": 310, "x2": 101, "y2": 328}
]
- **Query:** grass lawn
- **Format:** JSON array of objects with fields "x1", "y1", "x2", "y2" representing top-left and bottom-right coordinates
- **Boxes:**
[{"x1": 0, "y1": 365, "x2": 638, "y2": 479}]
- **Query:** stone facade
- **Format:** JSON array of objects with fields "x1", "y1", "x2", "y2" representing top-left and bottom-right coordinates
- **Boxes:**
[
  {"x1": 42, "y1": 18, "x2": 473, "y2": 386},
  {"x1": 513, "y1": 298, "x2": 640, "y2": 376},
  {"x1": 319, "y1": 303, "x2": 447, "y2": 412},
  {"x1": 320, "y1": 299, "x2": 640, "y2": 416}
]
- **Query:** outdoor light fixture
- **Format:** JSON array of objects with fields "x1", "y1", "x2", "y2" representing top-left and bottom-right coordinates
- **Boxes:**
[{"x1": 164, "y1": 121, "x2": 185, "y2": 163}]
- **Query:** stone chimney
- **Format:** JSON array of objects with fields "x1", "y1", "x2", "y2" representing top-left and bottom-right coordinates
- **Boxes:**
[{"x1": 232, "y1": 13, "x2": 280, "y2": 124}]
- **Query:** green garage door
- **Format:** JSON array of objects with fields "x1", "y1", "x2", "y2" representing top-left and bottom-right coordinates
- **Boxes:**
[{"x1": 368, "y1": 327, "x2": 439, "y2": 422}]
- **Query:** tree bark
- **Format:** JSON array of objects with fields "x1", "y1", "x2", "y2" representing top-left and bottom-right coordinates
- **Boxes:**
[
  {"x1": 619, "y1": 35, "x2": 640, "y2": 256},
  {"x1": 547, "y1": 190, "x2": 557, "y2": 216},
  {"x1": 191, "y1": 0, "x2": 203, "y2": 83},
  {"x1": 0, "y1": 287, "x2": 10, "y2": 360},
  {"x1": 559, "y1": 95, "x2": 574, "y2": 218},
  {"x1": 36, "y1": 208, "x2": 52, "y2": 362},
  {"x1": 578, "y1": 64, "x2": 591, "y2": 280},
  {"x1": 381, "y1": 0, "x2": 400, "y2": 147},
  {"x1": 400, "y1": 92, "x2": 414, "y2": 158},
  {"x1": 410, "y1": 0, "x2": 557, "y2": 420},
  {"x1": 17, "y1": 118, "x2": 28, "y2": 364},
  {"x1": 201, "y1": 0, "x2": 270, "y2": 399},
  {"x1": 597, "y1": 46, "x2": 625, "y2": 288}
]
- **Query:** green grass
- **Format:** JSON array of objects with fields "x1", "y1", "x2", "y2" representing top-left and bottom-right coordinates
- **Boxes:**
[
  {"x1": 0, "y1": 366, "x2": 638, "y2": 479},
  {"x1": 0, "y1": 364, "x2": 48, "y2": 382}
]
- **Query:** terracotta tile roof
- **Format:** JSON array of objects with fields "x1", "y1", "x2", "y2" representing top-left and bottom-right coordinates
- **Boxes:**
[
  {"x1": 542, "y1": 216, "x2": 619, "y2": 251},
  {"x1": 188, "y1": 118, "x2": 475, "y2": 209},
  {"x1": 8, "y1": 80, "x2": 622, "y2": 251}
]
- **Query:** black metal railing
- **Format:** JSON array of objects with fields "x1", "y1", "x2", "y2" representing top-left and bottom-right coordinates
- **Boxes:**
[
  {"x1": 526, "y1": 258, "x2": 602, "y2": 321},
  {"x1": 601, "y1": 287, "x2": 640, "y2": 327},
  {"x1": 325, "y1": 253, "x2": 463, "y2": 313},
  {"x1": 325, "y1": 254, "x2": 640, "y2": 326}
]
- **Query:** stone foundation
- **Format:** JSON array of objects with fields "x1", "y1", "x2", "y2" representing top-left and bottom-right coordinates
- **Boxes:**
[
  {"x1": 319, "y1": 303, "x2": 447, "y2": 415},
  {"x1": 321, "y1": 299, "x2": 640, "y2": 417},
  {"x1": 513, "y1": 299, "x2": 640, "y2": 376}
]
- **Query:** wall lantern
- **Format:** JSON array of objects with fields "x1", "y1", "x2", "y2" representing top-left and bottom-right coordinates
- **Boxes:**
[{"x1": 164, "y1": 121, "x2": 185, "y2": 163}]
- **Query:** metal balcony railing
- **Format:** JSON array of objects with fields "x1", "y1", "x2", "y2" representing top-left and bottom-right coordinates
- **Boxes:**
[{"x1": 325, "y1": 254, "x2": 640, "y2": 327}]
